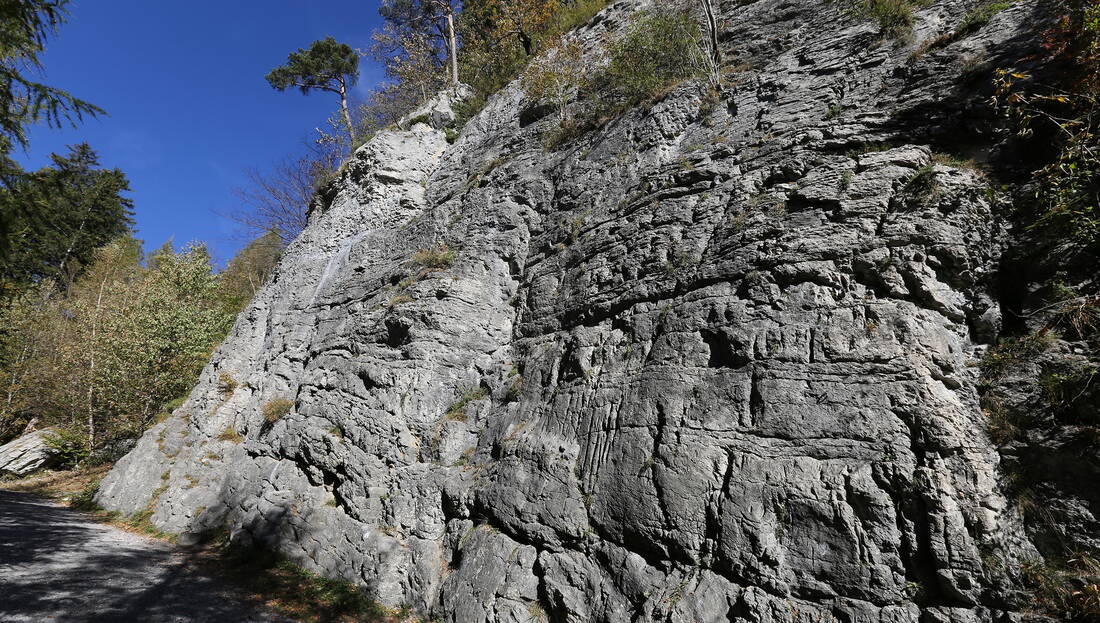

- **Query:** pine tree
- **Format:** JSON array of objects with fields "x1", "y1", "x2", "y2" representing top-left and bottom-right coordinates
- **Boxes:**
[{"x1": 266, "y1": 37, "x2": 361, "y2": 144}]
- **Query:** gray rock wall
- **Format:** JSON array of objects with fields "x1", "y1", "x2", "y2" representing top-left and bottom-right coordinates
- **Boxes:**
[{"x1": 97, "y1": 1, "x2": 1057, "y2": 620}]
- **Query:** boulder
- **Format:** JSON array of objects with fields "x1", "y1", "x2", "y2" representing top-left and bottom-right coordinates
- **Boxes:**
[{"x1": 0, "y1": 428, "x2": 58, "y2": 476}]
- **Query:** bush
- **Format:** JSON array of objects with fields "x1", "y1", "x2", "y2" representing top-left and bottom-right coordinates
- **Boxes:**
[
  {"x1": 262, "y1": 398, "x2": 294, "y2": 424},
  {"x1": 523, "y1": 39, "x2": 585, "y2": 118},
  {"x1": 980, "y1": 330, "x2": 1056, "y2": 381},
  {"x1": 42, "y1": 428, "x2": 90, "y2": 470},
  {"x1": 601, "y1": 10, "x2": 703, "y2": 110},
  {"x1": 1023, "y1": 555, "x2": 1100, "y2": 620},
  {"x1": 849, "y1": 0, "x2": 930, "y2": 38}
]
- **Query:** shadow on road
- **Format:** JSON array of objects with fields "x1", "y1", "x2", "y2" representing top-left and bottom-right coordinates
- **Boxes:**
[{"x1": 0, "y1": 490, "x2": 288, "y2": 623}]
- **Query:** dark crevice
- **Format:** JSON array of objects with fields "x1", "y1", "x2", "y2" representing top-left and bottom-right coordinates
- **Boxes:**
[{"x1": 701, "y1": 329, "x2": 751, "y2": 369}]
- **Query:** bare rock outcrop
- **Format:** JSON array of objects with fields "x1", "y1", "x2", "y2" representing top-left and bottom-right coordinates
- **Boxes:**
[
  {"x1": 97, "y1": 1, "x2": 1066, "y2": 621},
  {"x1": 0, "y1": 429, "x2": 57, "y2": 476}
]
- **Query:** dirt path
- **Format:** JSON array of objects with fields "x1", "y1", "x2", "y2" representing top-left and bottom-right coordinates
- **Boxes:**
[{"x1": 0, "y1": 490, "x2": 291, "y2": 622}]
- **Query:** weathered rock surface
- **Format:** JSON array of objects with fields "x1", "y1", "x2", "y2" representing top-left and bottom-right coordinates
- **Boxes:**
[
  {"x1": 97, "y1": 1, "x2": 1065, "y2": 620},
  {"x1": 0, "y1": 429, "x2": 57, "y2": 476}
]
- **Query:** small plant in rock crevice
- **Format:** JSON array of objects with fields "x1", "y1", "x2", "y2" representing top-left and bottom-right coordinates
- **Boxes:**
[
  {"x1": 411, "y1": 245, "x2": 456, "y2": 270},
  {"x1": 218, "y1": 426, "x2": 243, "y2": 444},
  {"x1": 848, "y1": 0, "x2": 933, "y2": 39},
  {"x1": 217, "y1": 372, "x2": 237, "y2": 396},
  {"x1": 262, "y1": 398, "x2": 294, "y2": 424},
  {"x1": 980, "y1": 330, "x2": 1056, "y2": 381},
  {"x1": 444, "y1": 387, "x2": 489, "y2": 422}
]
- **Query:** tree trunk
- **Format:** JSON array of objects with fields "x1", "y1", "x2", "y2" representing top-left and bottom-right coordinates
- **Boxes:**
[
  {"x1": 446, "y1": 11, "x2": 459, "y2": 86},
  {"x1": 86, "y1": 276, "x2": 107, "y2": 451},
  {"x1": 519, "y1": 30, "x2": 533, "y2": 57},
  {"x1": 339, "y1": 80, "x2": 356, "y2": 145},
  {"x1": 699, "y1": 0, "x2": 722, "y2": 90}
]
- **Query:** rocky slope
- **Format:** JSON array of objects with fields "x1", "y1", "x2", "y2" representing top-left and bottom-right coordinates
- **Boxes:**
[{"x1": 97, "y1": 1, "x2": 1073, "y2": 620}]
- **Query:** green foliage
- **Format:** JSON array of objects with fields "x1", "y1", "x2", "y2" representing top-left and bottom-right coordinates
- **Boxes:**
[
  {"x1": 265, "y1": 37, "x2": 359, "y2": 96},
  {"x1": 0, "y1": 143, "x2": 134, "y2": 289},
  {"x1": 956, "y1": 1, "x2": 1014, "y2": 36},
  {"x1": 42, "y1": 428, "x2": 89, "y2": 469},
  {"x1": 217, "y1": 372, "x2": 237, "y2": 396},
  {"x1": 536, "y1": 8, "x2": 706, "y2": 149},
  {"x1": 980, "y1": 330, "x2": 1056, "y2": 381},
  {"x1": 267, "y1": 36, "x2": 360, "y2": 146},
  {"x1": 0, "y1": 237, "x2": 240, "y2": 452},
  {"x1": 904, "y1": 163, "x2": 940, "y2": 198},
  {"x1": 411, "y1": 244, "x2": 456, "y2": 269},
  {"x1": 70, "y1": 478, "x2": 100, "y2": 511},
  {"x1": 445, "y1": 386, "x2": 489, "y2": 421},
  {"x1": 0, "y1": 0, "x2": 103, "y2": 150},
  {"x1": 1022, "y1": 555, "x2": 1100, "y2": 621},
  {"x1": 522, "y1": 39, "x2": 584, "y2": 118},
  {"x1": 848, "y1": 0, "x2": 931, "y2": 38},
  {"x1": 216, "y1": 231, "x2": 282, "y2": 310},
  {"x1": 993, "y1": 1, "x2": 1100, "y2": 259},
  {"x1": 218, "y1": 427, "x2": 242, "y2": 444},
  {"x1": 504, "y1": 375, "x2": 523, "y2": 402},
  {"x1": 982, "y1": 396, "x2": 1026, "y2": 444},
  {"x1": 1038, "y1": 361, "x2": 1098, "y2": 412},
  {"x1": 262, "y1": 398, "x2": 294, "y2": 423},
  {"x1": 600, "y1": 10, "x2": 702, "y2": 111},
  {"x1": 458, "y1": 0, "x2": 609, "y2": 108}
]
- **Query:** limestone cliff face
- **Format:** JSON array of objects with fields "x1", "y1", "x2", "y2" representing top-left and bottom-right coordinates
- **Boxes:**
[{"x1": 97, "y1": 1, "x2": 1059, "y2": 620}]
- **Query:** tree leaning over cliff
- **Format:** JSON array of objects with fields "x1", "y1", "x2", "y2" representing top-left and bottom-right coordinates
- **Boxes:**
[{"x1": 266, "y1": 37, "x2": 360, "y2": 144}]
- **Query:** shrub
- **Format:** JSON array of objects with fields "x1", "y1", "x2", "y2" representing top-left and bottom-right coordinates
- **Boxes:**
[
  {"x1": 162, "y1": 395, "x2": 187, "y2": 412},
  {"x1": 262, "y1": 398, "x2": 294, "y2": 424},
  {"x1": 601, "y1": 10, "x2": 703, "y2": 110},
  {"x1": 992, "y1": 3, "x2": 1100, "y2": 260},
  {"x1": 411, "y1": 245, "x2": 456, "y2": 270},
  {"x1": 849, "y1": 0, "x2": 930, "y2": 38},
  {"x1": 504, "y1": 375, "x2": 523, "y2": 402},
  {"x1": 523, "y1": 39, "x2": 585, "y2": 119},
  {"x1": 42, "y1": 428, "x2": 90, "y2": 470},
  {"x1": 904, "y1": 163, "x2": 939, "y2": 198},
  {"x1": 1023, "y1": 555, "x2": 1100, "y2": 620}
]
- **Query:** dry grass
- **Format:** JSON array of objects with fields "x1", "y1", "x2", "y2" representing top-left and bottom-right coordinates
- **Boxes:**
[
  {"x1": 0, "y1": 464, "x2": 111, "y2": 500},
  {"x1": 262, "y1": 398, "x2": 294, "y2": 424}
]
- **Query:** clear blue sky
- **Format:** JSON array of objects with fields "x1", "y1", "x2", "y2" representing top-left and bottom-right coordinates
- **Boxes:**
[{"x1": 18, "y1": 0, "x2": 388, "y2": 266}]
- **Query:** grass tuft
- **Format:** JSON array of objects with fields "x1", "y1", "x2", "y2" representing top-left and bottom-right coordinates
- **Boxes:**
[{"x1": 262, "y1": 398, "x2": 294, "y2": 424}]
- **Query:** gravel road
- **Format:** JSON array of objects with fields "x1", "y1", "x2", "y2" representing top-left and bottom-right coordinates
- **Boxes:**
[{"x1": 0, "y1": 490, "x2": 291, "y2": 622}]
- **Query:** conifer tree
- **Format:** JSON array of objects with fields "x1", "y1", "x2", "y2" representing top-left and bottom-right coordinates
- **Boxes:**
[
  {"x1": 0, "y1": 143, "x2": 134, "y2": 290},
  {"x1": 266, "y1": 37, "x2": 361, "y2": 144}
]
